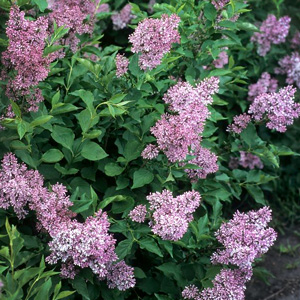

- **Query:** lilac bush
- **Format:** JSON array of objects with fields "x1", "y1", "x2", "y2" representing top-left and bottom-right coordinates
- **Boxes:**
[{"x1": 0, "y1": 0, "x2": 299, "y2": 299}]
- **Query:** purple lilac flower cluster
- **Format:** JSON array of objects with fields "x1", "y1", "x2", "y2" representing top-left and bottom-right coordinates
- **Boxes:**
[
  {"x1": 145, "y1": 77, "x2": 219, "y2": 180},
  {"x1": 48, "y1": 0, "x2": 97, "y2": 52},
  {"x1": 106, "y1": 260, "x2": 136, "y2": 291},
  {"x1": 251, "y1": 15, "x2": 291, "y2": 56},
  {"x1": 129, "y1": 14, "x2": 180, "y2": 70},
  {"x1": 229, "y1": 152, "x2": 263, "y2": 170},
  {"x1": 291, "y1": 31, "x2": 300, "y2": 49},
  {"x1": 115, "y1": 53, "x2": 129, "y2": 77},
  {"x1": 183, "y1": 207, "x2": 277, "y2": 300},
  {"x1": 146, "y1": 190, "x2": 201, "y2": 241},
  {"x1": 46, "y1": 210, "x2": 118, "y2": 279},
  {"x1": 248, "y1": 72, "x2": 278, "y2": 101},
  {"x1": 182, "y1": 269, "x2": 248, "y2": 300},
  {"x1": 275, "y1": 52, "x2": 300, "y2": 89},
  {"x1": 211, "y1": 0, "x2": 229, "y2": 10},
  {"x1": 183, "y1": 145, "x2": 219, "y2": 181},
  {"x1": 213, "y1": 50, "x2": 228, "y2": 69},
  {"x1": 248, "y1": 85, "x2": 300, "y2": 132},
  {"x1": 0, "y1": 153, "x2": 135, "y2": 290},
  {"x1": 211, "y1": 207, "x2": 277, "y2": 269},
  {"x1": 227, "y1": 113, "x2": 251, "y2": 134},
  {"x1": 129, "y1": 204, "x2": 147, "y2": 223},
  {"x1": 111, "y1": 4, "x2": 134, "y2": 30},
  {"x1": 1, "y1": 6, "x2": 54, "y2": 112}
]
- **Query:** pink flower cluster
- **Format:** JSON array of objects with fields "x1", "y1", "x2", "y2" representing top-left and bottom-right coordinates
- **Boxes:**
[
  {"x1": 183, "y1": 146, "x2": 219, "y2": 180},
  {"x1": 182, "y1": 269, "x2": 248, "y2": 300},
  {"x1": 227, "y1": 113, "x2": 251, "y2": 134},
  {"x1": 183, "y1": 207, "x2": 277, "y2": 300},
  {"x1": 48, "y1": 0, "x2": 97, "y2": 52},
  {"x1": 248, "y1": 85, "x2": 300, "y2": 132},
  {"x1": 141, "y1": 144, "x2": 159, "y2": 160},
  {"x1": 129, "y1": 14, "x2": 180, "y2": 70},
  {"x1": 275, "y1": 52, "x2": 300, "y2": 88},
  {"x1": 146, "y1": 190, "x2": 201, "y2": 241},
  {"x1": 1, "y1": 6, "x2": 54, "y2": 112},
  {"x1": 229, "y1": 152, "x2": 263, "y2": 170},
  {"x1": 213, "y1": 51, "x2": 228, "y2": 69},
  {"x1": 248, "y1": 72, "x2": 278, "y2": 101},
  {"x1": 251, "y1": 15, "x2": 291, "y2": 56},
  {"x1": 115, "y1": 53, "x2": 129, "y2": 77},
  {"x1": 239, "y1": 151, "x2": 263, "y2": 169},
  {"x1": 211, "y1": 207, "x2": 277, "y2": 269},
  {"x1": 107, "y1": 260, "x2": 136, "y2": 291},
  {"x1": 145, "y1": 77, "x2": 219, "y2": 180},
  {"x1": 111, "y1": 4, "x2": 134, "y2": 30},
  {"x1": 129, "y1": 204, "x2": 147, "y2": 223},
  {"x1": 291, "y1": 31, "x2": 300, "y2": 49},
  {"x1": 211, "y1": 0, "x2": 229, "y2": 10},
  {"x1": 0, "y1": 153, "x2": 135, "y2": 290}
]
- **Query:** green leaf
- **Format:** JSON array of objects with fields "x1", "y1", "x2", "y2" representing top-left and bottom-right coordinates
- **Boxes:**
[
  {"x1": 56, "y1": 291, "x2": 76, "y2": 300},
  {"x1": 134, "y1": 267, "x2": 146, "y2": 279},
  {"x1": 43, "y1": 45, "x2": 63, "y2": 56},
  {"x1": 115, "y1": 239, "x2": 133, "y2": 259},
  {"x1": 245, "y1": 185, "x2": 266, "y2": 205},
  {"x1": 51, "y1": 125, "x2": 75, "y2": 151},
  {"x1": 124, "y1": 140, "x2": 143, "y2": 162},
  {"x1": 17, "y1": 120, "x2": 30, "y2": 140},
  {"x1": 104, "y1": 162, "x2": 124, "y2": 176},
  {"x1": 70, "y1": 90, "x2": 95, "y2": 113},
  {"x1": 132, "y1": 169, "x2": 154, "y2": 189},
  {"x1": 32, "y1": 0, "x2": 47, "y2": 11},
  {"x1": 139, "y1": 237, "x2": 163, "y2": 257},
  {"x1": 72, "y1": 277, "x2": 90, "y2": 300},
  {"x1": 81, "y1": 141, "x2": 108, "y2": 161},
  {"x1": 30, "y1": 115, "x2": 53, "y2": 127},
  {"x1": 204, "y1": 3, "x2": 217, "y2": 21},
  {"x1": 34, "y1": 278, "x2": 52, "y2": 300},
  {"x1": 9, "y1": 100, "x2": 21, "y2": 118},
  {"x1": 42, "y1": 149, "x2": 64, "y2": 163}
]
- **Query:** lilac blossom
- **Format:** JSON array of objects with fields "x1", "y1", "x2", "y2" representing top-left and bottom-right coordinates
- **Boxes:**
[
  {"x1": 182, "y1": 284, "x2": 200, "y2": 299},
  {"x1": 129, "y1": 205, "x2": 147, "y2": 223},
  {"x1": 211, "y1": 0, "x2": 229, "y2": 10},
  {"x1": 150, "y1": 113, "x2": 203, "y2": 162},
  {"x1": 239, "y1": 151, "x2": 263, "y2": 170},
  {"x1": 228, "y1": 156, "x2": 240, "y2": 169},
  {"x1": 111, "y1": 4, "x2": 134, "y2": 30},
  {"x1": 147, "y1": 190, "x2": 201, "y2": 241},
  {"x1": 97, "y1": 3, "x2": 110, "y2": 13},
  {"x1": 213, "y1": 51, "x2": 228, "y2": 68},
  {"x1": 129, "y1": 14, "x2": 180, "y2": 70},
  {"x1": 46, "y1": 210, "x2": 118, "y2": 280},
  {"x1": 48, "y1": 0, "x2": 97, "y2": 52},
  {"x1": 150, "y1": 78, "x2": 219, "y2": 163},
  {"x1": 251, "y1": 15, "x2": 291, "y2": 56},
  {"x1": 248, "y1": 72, "x2": 278, "y2": 101},
  {"x1": 107, "y1": 260, "x2": 136, "y2": 291},
  {"x1": 227, "y1": 113, "x2": 251, "y2": 134},
  {"x1": 115, "y1": 53, "x2": 129, "y2": 77},
  {"x1": 275, "y1": 52, "x2": 300, "y2": 88},
  {"x1": 0, "y1": 152, "x2": 45, "y2": 219},
  {"x1": 141, "y1": 144, "x2": 159, "y2": 160},
  {"x1": 291, "y1": 31, "x2": 300, "y2": 49},
  {"x1": 0, "y1": 153, "x2": 135, "y2": 290},
  {"x1": 198, "y1": 269, "x2": 248, "y2": 300},
  {"x1": 1, "y1": 6, "x2": 54, "y2": 112},
  {"x1": 162, "y1": 77, "x2": 219, "y2": 112},
  {"x1": 183, "y1": 146, "x2": 219, "y2": 180},
  {"x1": 211, "y1": 207, "x2": 277, "y2": 269},
  {"x1": 248, "y1": 85, "x2": 300, "y2": 132}
]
